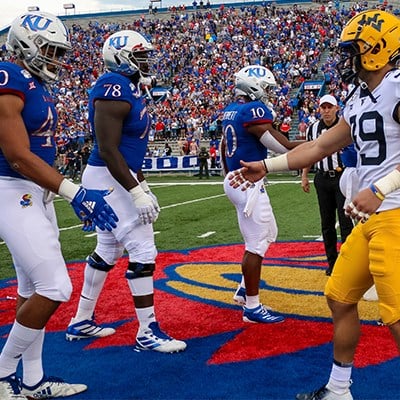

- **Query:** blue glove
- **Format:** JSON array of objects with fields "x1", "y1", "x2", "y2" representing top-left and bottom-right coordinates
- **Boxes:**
[
  {"x1": 82, "y1": 219, "x2": 96, "y2": 232},
  {"x1": 341, "y1": 144, "x2": 357, "y2": 168},
  {"x1": 71, "y1": 187, "x2": 118, "y2": 232}
]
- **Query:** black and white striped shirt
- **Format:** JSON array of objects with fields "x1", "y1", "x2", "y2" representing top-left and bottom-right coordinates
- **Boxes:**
[{"x1": 306, "y1": 117, "x2": 343, "y2": 172}]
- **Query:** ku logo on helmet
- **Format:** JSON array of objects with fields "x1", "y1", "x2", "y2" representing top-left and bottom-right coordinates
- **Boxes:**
[
  {"x1": 109, "y1": 36, "x2": 129, "y2": 50},
  {"x1": 246, "y1": 67, "x2": 269, "y2": 78},
  {"x1": 21, "y1": 14, "x2": 52, "y2": 32}
]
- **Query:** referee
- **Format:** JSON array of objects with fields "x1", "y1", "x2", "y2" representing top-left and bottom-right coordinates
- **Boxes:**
[{"x1": 301, "y1": 94, "x2": 354, "y2": 276}]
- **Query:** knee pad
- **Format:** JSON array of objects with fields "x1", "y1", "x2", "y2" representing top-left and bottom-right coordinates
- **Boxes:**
[
  {"x1": 125, "y1": 262, "x2": 155, "y2": 279},
  {"x1": 87, "y1": 252, "x2": 115, "y2": 272}
]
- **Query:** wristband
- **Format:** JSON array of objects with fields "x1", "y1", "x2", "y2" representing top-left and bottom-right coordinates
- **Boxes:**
[
  {"x1": 140, "y1": 180, "x2": 150, "y2": 193},
  {"x1": 374, "y1": 169, "x2": 400, "y2": 196},
  {"x1": 264, "y1": 154, "x2": 289, "y2": 172},
  {"x1": 369, "y1": 184, "x2": 385, "y2": 201},
  {"x1": 262, "y1": 159, "x2": 268, "y2": 171},
  {"x1": 58, "y1": 179, "x2": 80, "y2": 203}
]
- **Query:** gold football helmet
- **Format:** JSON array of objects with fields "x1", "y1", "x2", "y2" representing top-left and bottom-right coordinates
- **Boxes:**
[{"x1": 338, "y1": 10, "x2": 400, "y2": 82}]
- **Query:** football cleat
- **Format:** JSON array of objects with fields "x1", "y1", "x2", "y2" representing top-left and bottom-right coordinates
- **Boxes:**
[
  {"x1": 296, "y1": 385, "x2": 353, "y2": 400},
  {"x1": 65, "y1": 317, "x2": 115, "y2": 341},
  {"x1": 233, "y1": 286, "x2": 273, "y2": 310},
  {"x1": 0, "y1": 374, "x2": 27, "y2": 399},
  {"x1": 21, "y1": 376, "x2": 87, "y2": 399},
  {"x1": 233, "y1": 285, "x2": 246, "y2": 305},
  {"x1": 135, "y1": 322, "x2": 187, "y2": 353},
  {"x1": 243, "y1": 304, "x2": 284, "y2": 323}
]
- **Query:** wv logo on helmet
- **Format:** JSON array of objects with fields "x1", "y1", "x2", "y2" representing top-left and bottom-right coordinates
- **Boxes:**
[{"x1": 359, "y1": 13, "x2": 384, "y2": 31}]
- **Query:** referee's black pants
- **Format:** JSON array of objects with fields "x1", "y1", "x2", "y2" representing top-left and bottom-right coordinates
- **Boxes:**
[{"x1": 314, "y1": 171, "x2": 354, "y2": 271}]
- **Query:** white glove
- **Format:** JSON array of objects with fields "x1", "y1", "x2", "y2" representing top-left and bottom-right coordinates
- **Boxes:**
[
  {"x1": 140, "y1": 181, "x2": 160, "y2": 214},
  {"x1": 129, "y1": 185, "x2": 158, "y2": 225}
]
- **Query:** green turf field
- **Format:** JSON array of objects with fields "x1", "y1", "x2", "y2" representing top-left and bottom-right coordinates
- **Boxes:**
[{"x1": 0, "y1": 173, "x2": 321, "y2": 279}]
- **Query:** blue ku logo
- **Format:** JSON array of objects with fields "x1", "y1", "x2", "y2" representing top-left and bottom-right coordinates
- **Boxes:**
[
  {"x1": 108, "y1": 36, "x2": 128, "y2": 50},
  {"x1": 21, "y1": 14, "x2": 52, "y2": 32}
]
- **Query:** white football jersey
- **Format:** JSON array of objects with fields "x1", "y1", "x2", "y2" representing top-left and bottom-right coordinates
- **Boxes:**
[{"x1": 343, "y1": 69, "x2": 400, "y2": 211}]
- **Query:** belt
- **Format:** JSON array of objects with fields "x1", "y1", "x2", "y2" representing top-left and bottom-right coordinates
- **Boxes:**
[{"x1": 316, "y1": 169, "x2": 343, "y2": 178}]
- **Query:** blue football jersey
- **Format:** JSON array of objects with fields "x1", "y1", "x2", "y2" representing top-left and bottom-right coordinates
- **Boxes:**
[
  {"x1": 222, "y1": 99, "x2": 272, "y2": 171},
  {"x1": 88, "y1": 72, "x2": 151, "y2": 172},
  {"x1": 0, "y1": 62, "x2": 58, "y2": 178}
]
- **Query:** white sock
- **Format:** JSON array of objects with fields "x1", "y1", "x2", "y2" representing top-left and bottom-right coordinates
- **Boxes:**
[
  {"x1": 245, "y1": 295, "x2": 260, "y2": 309},
  {"x1": 74, "y1": 266, "x2": 107, "y2": 321},
  {"x1": 136, "y1": 306, "x2": 156, "y2": 332},
  {"x1": 326, "y1": 362, "x2": 352, "y2": 394},
  {"x1": 0, "y1": 321, "x2": 42, "y2": 378},
  {"x1": 126, "y1": 276, "x2": 154, "y2": 296},
  {"x1": 22, "y1": 329, "x2": 45, "y2": 386}
]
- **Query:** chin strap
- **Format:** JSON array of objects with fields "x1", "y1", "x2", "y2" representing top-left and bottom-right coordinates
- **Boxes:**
[
  {"x1": 359, "y1": 81, "x2": 377, "y2": 103},
  {"x1": 343, "y1": 80, "x2": 377, "y2": 105}
]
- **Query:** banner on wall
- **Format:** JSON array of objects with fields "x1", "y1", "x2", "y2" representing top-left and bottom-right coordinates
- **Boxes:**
[
  {"x1": 142, "y1": 155, "x2": 220, "y2": 171},
  {"x1": 142, "y1": 155, "x2": 199, "y2": 171}
]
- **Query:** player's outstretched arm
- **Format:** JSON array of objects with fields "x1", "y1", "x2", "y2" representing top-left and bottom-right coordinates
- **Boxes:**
[{"x1": 229, "y1": 118, "x2": 352, "y2": 190}]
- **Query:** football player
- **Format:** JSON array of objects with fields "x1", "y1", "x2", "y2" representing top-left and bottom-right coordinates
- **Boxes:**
[
  {"x1": 66, "y1": 30, "x2": 186, "y2": 353},
  {"x1": 229, "y1": 10, "x2": 400, "y2": 399},
  {"x1": 0, "y1": 11, "x2": 118, "y2": 400},
  {"x1": 221, "y1": 65, "x2": 303, "y2": 323}
]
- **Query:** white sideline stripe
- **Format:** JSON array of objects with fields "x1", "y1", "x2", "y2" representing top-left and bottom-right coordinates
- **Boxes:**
[{"x1": 197, "y1": 231, "x2": 216, "y2": 238}]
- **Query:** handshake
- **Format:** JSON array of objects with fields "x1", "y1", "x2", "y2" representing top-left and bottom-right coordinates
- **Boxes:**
[{"x1": 58, "y1": 178, "x2": 161, "y2": 231}]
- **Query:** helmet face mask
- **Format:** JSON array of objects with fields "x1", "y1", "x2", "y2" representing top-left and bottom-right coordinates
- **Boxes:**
[
  {"x1": 6, "y1": 12, "x2": 71, "y2": 83},
  {"x1": 102, "y1": 30, "x2": 155, "y2": 77},
  {"x1": 337, "y1": 10, "x2": 400, "y2": 83},
  {"x1": 234, "y1": 65, "x2": 276, "y2": 105},
  {"x1": 337, "y1": 41, "x2": 362, "y2": 84}
]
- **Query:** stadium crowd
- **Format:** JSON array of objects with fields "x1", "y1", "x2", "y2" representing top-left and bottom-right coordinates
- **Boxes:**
[{"x1": 0, "y1": 0, "x2": 389, "y2": 178}]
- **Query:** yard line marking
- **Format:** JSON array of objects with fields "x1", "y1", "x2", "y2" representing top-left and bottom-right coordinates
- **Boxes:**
[
  {"x1": 197, "y1": 231, "x2": 216, "y2": 238},
  {"x1": 162, "y1": 193, "x2": 225, "y2": 209},
  {"x1": 84, "y1": 232, "x2": 98, "y2": 237},
  {"x1": 59, "y1": 224, "x2": 82, "y2": 231}
]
